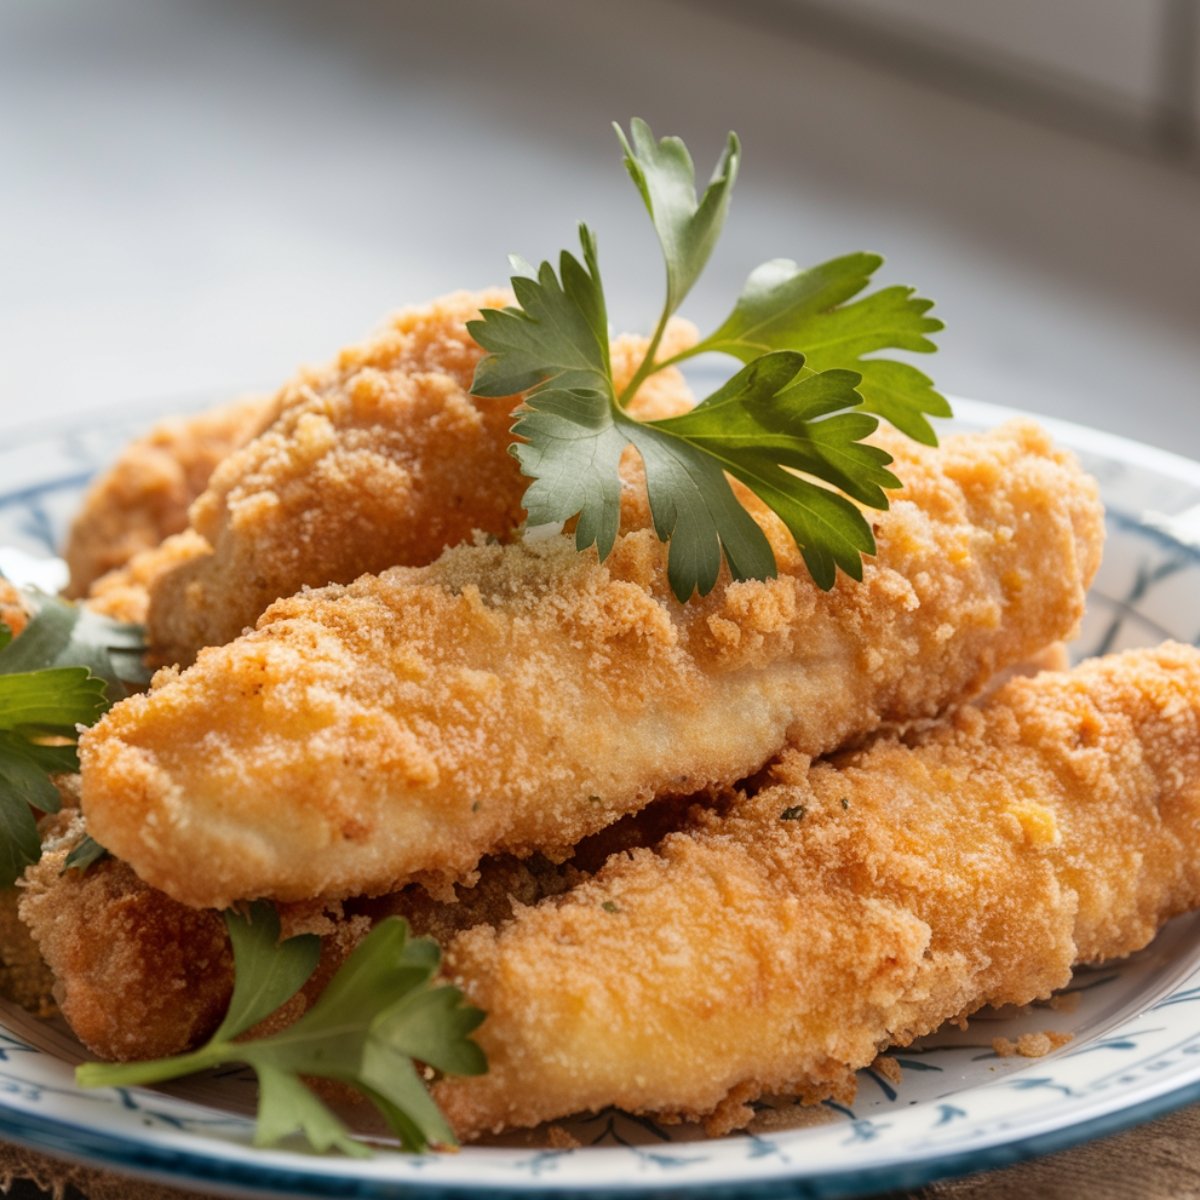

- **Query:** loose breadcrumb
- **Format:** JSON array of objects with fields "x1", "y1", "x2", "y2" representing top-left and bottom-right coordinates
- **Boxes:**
[
  {"x1": 871, "y1": 1055, "x2": 904, "y2": 1086},
  {"x1": 543, "y1": 1126, "x2": 581, "y2": 1150},
  {"x1": 992, "y1": 1031, "x2": 1073, "y2": 1058},
  {"x1": 0, "y1": 580, "x2": 29, "y2": 638}
]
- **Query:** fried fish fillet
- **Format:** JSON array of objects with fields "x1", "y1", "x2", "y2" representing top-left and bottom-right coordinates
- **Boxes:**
[
  {"x1": 433, "y1": 643, "x2": 1200, "y2": 1138},
  {"x1": 140, "y1": 295, "x2": 696, "y2": 665},
  {"x1": 17, "y1": 842, "x2": 557, "y2": 1061},
  {"x1": 80, "y1": 422, "x2": 1103, "y2": 909},
  {"x1": 80, "y1": 302, "x2": 691, "y2": 635},
  {"x1": 64, "y1": 395, "x2": 271, "y2": 598},
  {"x1": 19, "y1": 834, "x2": 379, "y2": 1061},
  {"x1": 17, "y1": 800, "x2": 694, "y2": 1061},
  {"x1": 19, "y1": 814, "x2": 235, "y2": 1060}
]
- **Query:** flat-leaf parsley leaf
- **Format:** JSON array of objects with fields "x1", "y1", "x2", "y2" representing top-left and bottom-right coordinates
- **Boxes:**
[
  {"x1": 0, "y1": 583, "x2": 147, "y2": 886},
  {"x1": 0, "y1": 589, "x2": 150, "y2": 702},
  {"x1": 470, "y1": 118, "x2": 951, "y2": 601},
  {"x1": 691, "y1": 253, "x2": 949, "y2": 444}
]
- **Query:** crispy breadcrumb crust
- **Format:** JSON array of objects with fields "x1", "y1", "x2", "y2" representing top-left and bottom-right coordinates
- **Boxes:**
[
  {"x1": 84, "y1": 530, "x2": 210, "y2": 626},
  {"x1": 16, "y1": 793, "x2": 699, "y2": 1061},
  {"x1": 433, "y1": 644, "x2": 1200, "y2": 1138},
  {"x1": 80, "y1": 422, "x2": 1103, "y2": 908},
  {"x1": 140, "y1": 295, "x2": 696, "y2": 666},
  {"x1": 992, "y1": 1031, "x2": 1072, "y2": 1058},
  {"x1": 0, "y1": 886, "x2": 56, "y2": 1017},
  {"x1": 20, "y1": 849, "x2": 233, "y2": 1060},
  {"x1": 65, "y1": 396, "x2": 270, "y2": 597},
  {"x1": 18, "y1": 820, "x2": 374, "y2": 1061}
]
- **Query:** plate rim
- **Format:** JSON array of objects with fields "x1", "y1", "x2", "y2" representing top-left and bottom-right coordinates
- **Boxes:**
[{"x1": 1, "y1": 1072, "x2": 1199, "y2": 1200}]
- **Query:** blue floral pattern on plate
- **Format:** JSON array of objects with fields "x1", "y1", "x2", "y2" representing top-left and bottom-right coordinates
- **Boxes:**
[{"x1": 0, "y1": 396, "x2": 1197, "y2": 1199}]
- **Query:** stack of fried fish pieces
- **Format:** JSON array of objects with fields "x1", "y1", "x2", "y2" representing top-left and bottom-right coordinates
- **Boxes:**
[{"x1": 11, "y1": 290, "x2": 1200, "y2": 1142}]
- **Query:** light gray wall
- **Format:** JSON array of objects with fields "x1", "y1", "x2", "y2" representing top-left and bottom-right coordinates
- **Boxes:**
[{"x1": 2, "y1": 0, "x2": 1198, "y2": 458}]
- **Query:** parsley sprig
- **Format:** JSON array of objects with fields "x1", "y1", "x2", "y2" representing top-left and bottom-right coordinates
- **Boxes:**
[
  {"x1": 77, "y1": 905, "x2": 486, "y2": 1156},
  {"x1": 0, "y1": 586, "x2": 147, "y2": 886},
  {"x1": 470, "y1": 118, "x2": 950, "y2": 600}
]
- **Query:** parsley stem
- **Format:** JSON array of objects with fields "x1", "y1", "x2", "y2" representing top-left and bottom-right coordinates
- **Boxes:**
[
  {"x1": 77, "y1": 1044, "x2": 224, "y2": 1089},
  {"x1": 654, "y1": 345, "x2": 699, "y2": 371},
  {"x1": 616, "y1": 307, "x2": 671, "y2": 408}
]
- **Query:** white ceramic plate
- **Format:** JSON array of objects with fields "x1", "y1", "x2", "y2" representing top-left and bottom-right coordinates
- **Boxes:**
[{"x1": 0, "y1": 395, "x2": 1198, "y2": 1200}]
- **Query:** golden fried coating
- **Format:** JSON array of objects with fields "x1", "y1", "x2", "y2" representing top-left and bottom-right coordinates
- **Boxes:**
[
  {"x1": 20, "y1": 789, "x2": 735, "y2": 1084},
  {"x1": 81, "y1": 303, "x2": 694, "y2": 636},
  {"x1": 0, "y1": 887, "x2": 55, "y2": 1017},
  {"x1": 80, "y1": 422, "x2": 1103, "y2": 909},
  {"x1": 18, "y1": 792, "x2": 701, "y2": 1061},
  {"x1": 143, "y1": 290, "x2": 516, "y2": 663},
  {"x1": 9, "y1": 633, "x2": 1080, "y2": 1065},
  {"x1": 64, "y1": 396, "x2": 270, "y2": 597},
  {"x1": 19, "y1": 815, "x2": 232, "y2": 1060},
  {"x1": 18, "y1": 814, "x2": 374, "y2": 1060},
  {"x1": 143, "y1": 295, "x2": 696, "y2": 666},
  {"x1": 433, "y1": 643, "x2": 1200, "y2": 1138},
  {"x1": 84, "y1": 531, "x2": 209, "y2": 626},
  {"x1": 16, "y1": 842, "x2": 551, "y2": 1061}
]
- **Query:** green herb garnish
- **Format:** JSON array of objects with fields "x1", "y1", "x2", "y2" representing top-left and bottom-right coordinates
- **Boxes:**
[
  {"x1": 0, "y1": 589, "x2": 150, "y2": 703},
  {"x1": 62, "y1": 833, "x2": 109, "y2": 875},
  {"x1": 780, "y1": 805, "x2": 807, "y2": 822},
  {"x1": 470, "y1": 118, "x2": 948, "y2": 601},
  {"x1": 0, "y1": 586, "x2": 148, "y2": 886},
  {"x1": 77, "y1": 904, "x2": 486, "y2": 1156}
]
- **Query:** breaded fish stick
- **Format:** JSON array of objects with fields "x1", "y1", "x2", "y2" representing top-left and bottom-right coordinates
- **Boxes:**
[
  {"x1": 142, "y1": 290, "x2": 516, "y2": 663},
  {"x1": 18, "y1": 813, "x2": 632, "y2": 1060},
  {"x1": 21, "y1": 821, "x2": 235, "y2": 1060},
  {"x1": 434, "y1": 643, "x2": 1200, "y2": 1139},
  {"x1": 18, "y1": 790, "x2": 700, "y2": 1060},
  {"x1": 19, "y1": 817, "x2": 381, "y2": 1062},
  {"x1": 143, "y1": 296, "x2": 695, "y2": 665},
  {"x1": 64, "y1": 395, "x2": 270, "y2": 598},
  {"x1": 80, "y1": 422, "x2": 1102, "y2": 908}
]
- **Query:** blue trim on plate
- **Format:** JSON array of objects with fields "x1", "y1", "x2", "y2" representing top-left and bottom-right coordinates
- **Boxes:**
[{"x1": 3, "y1": 1079, "x2": 1200, "y2": 1200}]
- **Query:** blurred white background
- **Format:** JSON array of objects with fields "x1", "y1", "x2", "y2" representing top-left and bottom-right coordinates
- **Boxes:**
[{"x1": 2, "y1": 0, "x2": 1198, "y2": 455}]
